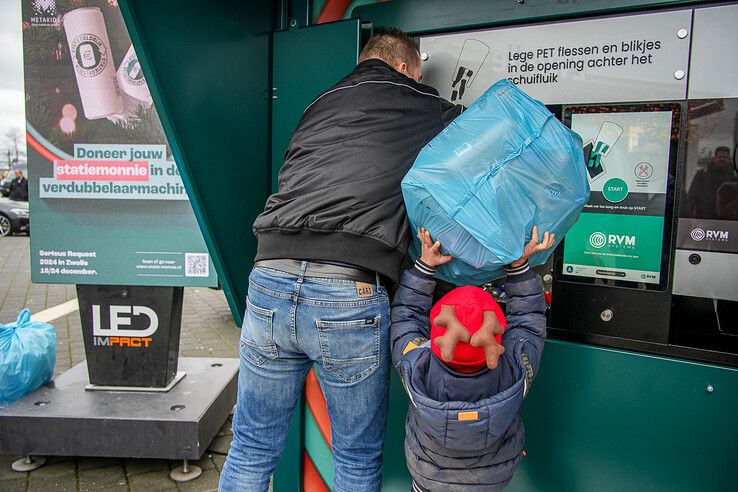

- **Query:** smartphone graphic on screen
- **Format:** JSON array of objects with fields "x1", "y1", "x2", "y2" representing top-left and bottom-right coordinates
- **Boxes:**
[
  {"x1": 582, "y1": 139, "x2": 606, "y2": 180},
  {"x1": 450, "y1": 39, "x2": 490, "y2": 102}
]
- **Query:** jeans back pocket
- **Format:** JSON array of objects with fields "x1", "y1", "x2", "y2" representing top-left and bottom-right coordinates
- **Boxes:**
[
  {"x1": 316, "y1": 315, "x2": 381, "y2": 383},
  {"x1": 240, "y1": 298, "x2": 278, "y2": 365}
]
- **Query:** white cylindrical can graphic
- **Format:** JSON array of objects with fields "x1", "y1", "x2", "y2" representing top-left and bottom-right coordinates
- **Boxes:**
[
  {"x1": 117, "y1": 45, "x2": 153, "y2": 106},
  {"x1": 63, "y1": 7, "x2": 123, "y2": 120}
]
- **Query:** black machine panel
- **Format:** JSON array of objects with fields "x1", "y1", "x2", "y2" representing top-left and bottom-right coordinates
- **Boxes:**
[{"x1": 552, "y1": 103, "x2": 681, "y2": 346}]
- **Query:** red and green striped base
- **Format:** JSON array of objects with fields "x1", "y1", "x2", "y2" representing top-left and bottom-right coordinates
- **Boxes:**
[{"x1": 303, "y1": 369, "x2": 333, "y2": 490}]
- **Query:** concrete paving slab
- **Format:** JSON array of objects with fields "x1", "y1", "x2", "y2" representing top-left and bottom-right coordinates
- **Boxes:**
[
  {"x1": 208, "y1": 435, "x2": 234, "y2": 456},
  {"x1": 211, "y1": 454, "x2": 227, "y2": 472},
  {"x1": 77, "y1": 458, "x2": 123, "y2": 472},
  {"x1": 128, "y1": 469, "x2": 178, "y2": 491},
  {"x1": 177, "y1": 467, "x2": 221, "y2": 492},
  {"x1": 23, "y1": 460, "x2": 76, "y2": 481},
  {"x1": 1, "y1": 478, "x2": 28, "y2": 492},
  {"x1": 194, "y1": 454, "x2": 216, "y2": 472},
  {"x1": 28, "y1": 476, "x2": 77, "y2": 492},
  {"x1": 123, "y1": 458, "x2": 169, "y2": 477},
  {"x1": 78, "y1": 465, "x2": 127, "y2": 490}
]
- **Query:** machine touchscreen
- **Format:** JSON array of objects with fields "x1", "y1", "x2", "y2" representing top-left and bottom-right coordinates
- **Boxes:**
[{"x1": 558, "y1": 104, "x2": 680, "y2": 290}]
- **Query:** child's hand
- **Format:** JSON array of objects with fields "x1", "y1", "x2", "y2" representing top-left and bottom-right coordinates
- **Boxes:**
[
  {"x1": 417, "y1": 227, "x2": 453, "y2": 268},
  {"x1": 510, "y1": 225, "x2": 555, "y2": 268}
]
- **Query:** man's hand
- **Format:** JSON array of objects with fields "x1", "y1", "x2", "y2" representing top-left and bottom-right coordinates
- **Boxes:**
[
  {"x1": 417, "y1": 227, "x2": 454, "y2": 268},
  {"x1": 510, "y1": 225, "x2": 555, "y2": 268}
]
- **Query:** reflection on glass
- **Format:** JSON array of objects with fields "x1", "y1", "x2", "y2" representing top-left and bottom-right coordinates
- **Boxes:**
[{"x1": 684, "y1": 99, "x2": 738, "y2": 220}]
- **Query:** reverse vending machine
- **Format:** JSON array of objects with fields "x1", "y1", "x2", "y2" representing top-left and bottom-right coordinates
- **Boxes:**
[
  {"x1": 551, "y1": 5, "x2": 738, "y2": 368},
  {"x1": 111, "y1": 0, "x2": 738, "y2": 490}
]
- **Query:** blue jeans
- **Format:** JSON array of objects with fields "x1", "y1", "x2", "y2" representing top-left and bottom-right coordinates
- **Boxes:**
[{"x1": 219, "y1": 264, "x2": 391, "y2": 492}]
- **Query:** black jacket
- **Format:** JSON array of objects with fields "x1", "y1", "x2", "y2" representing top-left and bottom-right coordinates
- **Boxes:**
[
  {"x1": 8, "y1": 177, "x2": 28, "y2": 202},
  {"x1": 253, "y1": 59, "x2": 462, "y2": 282}
]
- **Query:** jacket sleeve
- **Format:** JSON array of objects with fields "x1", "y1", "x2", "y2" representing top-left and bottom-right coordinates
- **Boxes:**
[
  {"x1": 440, "y1": 98, "x2": 465, "y2": 127},
  {"x1": 390, "y1": 266, "x2": 436, "y2": 367},
  {"x1": 501, "y1": 261, "x2": 547, "y2": 379}
]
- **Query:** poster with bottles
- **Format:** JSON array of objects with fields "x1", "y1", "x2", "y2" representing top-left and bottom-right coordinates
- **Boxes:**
[{"x1": 22, "y1": 0, "x2": 216, "y2": 286}]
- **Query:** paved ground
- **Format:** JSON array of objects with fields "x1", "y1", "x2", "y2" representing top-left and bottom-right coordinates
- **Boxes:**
[{"x1": 0, "y1": 235, "x2": 241, "y2": 491}]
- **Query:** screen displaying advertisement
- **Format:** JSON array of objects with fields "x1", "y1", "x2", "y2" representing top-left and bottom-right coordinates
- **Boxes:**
[
  {"x1": 561, "y1": 106, "x2": 679, "y2": 287},
  {"x1": 21, "y1": 1, "x2": 217, "y2": 287}
]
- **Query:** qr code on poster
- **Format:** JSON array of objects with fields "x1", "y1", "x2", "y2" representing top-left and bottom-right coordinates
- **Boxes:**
[{"x1": 185, "y1": 253, "x2": 209, "y2": 277}]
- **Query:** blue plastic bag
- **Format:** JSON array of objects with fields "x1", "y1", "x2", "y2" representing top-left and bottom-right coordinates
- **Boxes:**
[
  {"x1": 0, "y1": 309, "x2": 56, "y2": 406},
  {"x1": 402, "y1": 80, "x2": 589, "y2": 285}
]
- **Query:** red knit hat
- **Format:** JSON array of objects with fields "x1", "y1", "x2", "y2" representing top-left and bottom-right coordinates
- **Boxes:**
[{"x1": 430, "y1": 286, "x2": 506, "y2": 373}]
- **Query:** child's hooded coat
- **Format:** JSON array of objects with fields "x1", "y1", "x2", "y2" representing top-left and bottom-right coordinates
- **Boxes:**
[{"x1": 391, "y1": 266, "x2": 546, "y2": 491}]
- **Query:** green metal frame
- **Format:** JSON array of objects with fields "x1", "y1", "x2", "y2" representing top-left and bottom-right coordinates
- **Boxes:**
[
  {"x1": 120, "y1": 0, "x2": 275, "y2": 327},
  {"x1": 353, "y1": 0, "x2": 711, "y2": 34},
  {"x1": 271, "y1": 20, "x2": 362, "y2": 491},
  {"x1": 304, "y1": 340, "x2": 738, "y2": 491},
  {"x1": 508, "y1": 340, "x2": 738, "y2": 491}
]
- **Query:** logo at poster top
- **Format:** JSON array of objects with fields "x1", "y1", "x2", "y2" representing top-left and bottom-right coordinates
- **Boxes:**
[
  {"x1": 690, "y1": 228, "x2": 705, "y2": 241},
  {"x1": 589, "y1": 232, "x2": 607, "y2": 248},
  {"x1": 30, "y1": 0, "x2": 60, "y2": 26},
  {"x1": 33, "y1": 0, "x2": 55, "y2": 12},
  {"x1": 71, "y1": 34, "x2": 108, "y2": 77},
  {"x1": 123, "y1": 57, "x2": 146, "y2": 86}
]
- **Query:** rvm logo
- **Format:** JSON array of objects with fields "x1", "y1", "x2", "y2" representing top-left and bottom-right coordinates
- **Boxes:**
[
  {"x1": 690, "y1": 227, "x2": 729, "y2": 242},
  {"x1": 590, "y1": 231, "x2": 635, "y2": 248}
]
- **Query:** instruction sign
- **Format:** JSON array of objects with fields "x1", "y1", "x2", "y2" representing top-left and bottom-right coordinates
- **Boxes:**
[
  {"x1": 22, "y1": 1, "x2": 217, "y2": 287},
  {"x1": 419, "y1": 10, "x2": 691, "y2": 105},
  {"x1": 562, "y1": 109, "x2": 675, "y2": 285}
]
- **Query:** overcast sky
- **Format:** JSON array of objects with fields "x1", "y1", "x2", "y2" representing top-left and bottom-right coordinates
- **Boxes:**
[{"x1": 0, "y1": 0, "x2": 24, "y2": 144}]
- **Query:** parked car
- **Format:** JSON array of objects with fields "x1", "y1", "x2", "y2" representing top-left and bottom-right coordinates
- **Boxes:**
[{"x1": 0, "y1": 198, "x2": 29, "y2": 237}]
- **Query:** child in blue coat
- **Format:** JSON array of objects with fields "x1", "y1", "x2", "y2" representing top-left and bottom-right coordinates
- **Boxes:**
[{"x1": 391, "y1": 227, "x2": 554, "y2": 491}]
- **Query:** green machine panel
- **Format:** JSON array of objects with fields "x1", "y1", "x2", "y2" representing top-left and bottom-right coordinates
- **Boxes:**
[
  {"x1": 270, "y1": 20, "x2": 362, "y2": 492},
  {"x1": 353, "y1": 0, "x2": 706, "y2": 34},
  {"x1": 509, "y1": 340, "x2": 738, "y2": 491},
  {"x1": 305, "y1": 340, "x2": 738, "y2": 491},
  {"x1": 271, "y1": 19, "x2": 362, "y2": 190},
  {"x1": 120, "y1": 0, "x2": 275, "y2": 325}
]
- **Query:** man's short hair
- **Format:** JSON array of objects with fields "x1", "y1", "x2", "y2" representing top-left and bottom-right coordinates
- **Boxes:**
[
  {"x1": 715, "y1": 146, "x2": 731, "y2": 156},
  {"x1": 358, "y1": 28, "x2": 420, "y2": 72}
]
